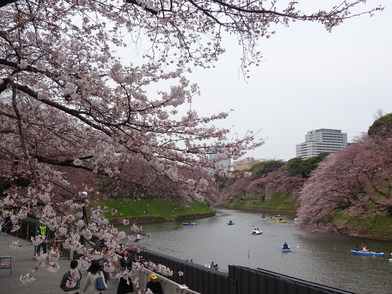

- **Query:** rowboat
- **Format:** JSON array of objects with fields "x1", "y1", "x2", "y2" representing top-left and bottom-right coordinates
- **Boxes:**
[
  {"x1": 228, "y1": 221, "x2": 234, "y2": 225},
  {"x1": 282, "y1": 242, "x2": 291, "y2": 252},
  {"x1": 272, "y1": 215, "x2": 289, "y2": 223},
  {"x1": 251, "y1": 229, "x2": 262, "y2": 235},
  {"x1": 351, "y1": 250, "x2": 384, "y2": 257},
  {"x1": 274, "y1": 220, "x2": 289, "y2": 223},
  {"x1": 182, "y1": 222, "x2": 197, "y2": 226}
]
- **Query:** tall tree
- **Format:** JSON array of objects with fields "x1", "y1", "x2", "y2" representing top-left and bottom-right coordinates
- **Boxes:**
[
  {"x1": 296, "y1": 128, "x2": 392, "y2": 232},
  {"x1": 286, "y1": 153, "x2": 329, "y2": 178},
  {"x1": 0, "y1": 0, "x2": 383, "y2": 285}
]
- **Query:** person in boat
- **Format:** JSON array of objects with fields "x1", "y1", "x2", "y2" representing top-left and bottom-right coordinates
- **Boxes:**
[
  {"x1": 282, "y1": 242, "x2": 289, "y2": 249},
  {"x1": 362, "y1": 246, "x2": 369, "y2": 252},
  {"x1": 376, "y1": 248, "x2": 381, "y2": 253},
  {"x1": 353, "y1": 245, "x2": 359, "y2": 251}
]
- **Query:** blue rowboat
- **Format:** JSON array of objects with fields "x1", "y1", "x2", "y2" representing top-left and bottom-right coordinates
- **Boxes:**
[
  {"x1": 182, "y1": 222, "x2": 197, "y2": 226},
  {"x1": 282, "y1": 248, "x2": 291, "y2": 253},
  {"x1": 351, "y1": 250, "x2": 384, "y2": 257}
]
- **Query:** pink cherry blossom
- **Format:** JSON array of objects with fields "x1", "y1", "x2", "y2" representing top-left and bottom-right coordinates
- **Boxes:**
[{"x1": 20, "y1": 273, "x2": 36, "y2": 284}]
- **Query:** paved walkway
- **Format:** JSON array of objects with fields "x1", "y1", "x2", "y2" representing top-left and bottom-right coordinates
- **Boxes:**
[{"x1": 0, "y1": 233, "x2": 121, "y2": 294}]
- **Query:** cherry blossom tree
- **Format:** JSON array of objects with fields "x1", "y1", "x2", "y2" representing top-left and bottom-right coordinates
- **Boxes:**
[
  {"x1": 97, "y1": 156, "x2": 221, "y2": 203},
  {"x1": 296, "y1": 125, "x2": 392, "y2": 233},
  {"x1": 0, "y1": 0, "x2": 383, "y2": 288},
  {"x1": 220, "y1": 161, "x2": 305, "y2": 202}
]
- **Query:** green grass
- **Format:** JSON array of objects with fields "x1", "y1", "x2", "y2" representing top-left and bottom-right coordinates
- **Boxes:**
[
  {"x1": 219, "y1": 193, "x2": 297, "y2": 210},
  {"x1": 97, "y1": 198, "x2": 213, "y2": 221},
  {"x1": 335, "y1": 213, "x2": 392, "y2": 232}
]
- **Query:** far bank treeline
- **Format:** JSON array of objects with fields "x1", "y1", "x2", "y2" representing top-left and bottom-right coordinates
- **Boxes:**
[{"x1": 218, "y1": 113, "x2": 392, "y2": 240}]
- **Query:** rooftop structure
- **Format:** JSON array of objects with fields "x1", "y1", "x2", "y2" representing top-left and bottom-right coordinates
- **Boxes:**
[{"x1": 233, "y1": 157, "x2": 260, "y2": 171}]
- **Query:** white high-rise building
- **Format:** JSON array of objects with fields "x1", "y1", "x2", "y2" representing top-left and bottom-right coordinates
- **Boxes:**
[{"x1": 296, "y1": 128, "x2": 348, "y2": 159}]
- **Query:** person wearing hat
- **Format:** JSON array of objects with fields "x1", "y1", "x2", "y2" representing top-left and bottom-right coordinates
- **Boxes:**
[{"x1": 146, "y1": 273, "x2": 164, "y2": 294}]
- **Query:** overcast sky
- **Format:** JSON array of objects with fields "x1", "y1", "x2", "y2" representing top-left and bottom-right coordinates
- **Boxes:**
[{"x1": 187, "y1": 0, "x2": 392, "y2": 161}]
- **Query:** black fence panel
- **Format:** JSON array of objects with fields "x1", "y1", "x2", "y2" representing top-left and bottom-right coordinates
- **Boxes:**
[
  {"x1": 249, "y1": 271, "x2": 259, "y2": 293},
  {"x1": 276, "y1": 277, "x2": 287, "y2": 294},
  {"x1": 297, "y1": 283, "x2": 310, "y2": 294},
  {"x1": 257, "y1": 270, "x2": 268, "y2": 293}
]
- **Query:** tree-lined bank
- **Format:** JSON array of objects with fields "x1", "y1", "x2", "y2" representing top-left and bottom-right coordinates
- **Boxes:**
[{"x1": 219, "y1": 113, "x2": 392, "y2": 240}]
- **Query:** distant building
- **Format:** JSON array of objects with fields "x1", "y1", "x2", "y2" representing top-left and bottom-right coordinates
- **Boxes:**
[
  {"x1": 207, "y1": 152, "x2": 232, "y2": 170},
  {"x1": 233, "y1": 157, "x2": 260, "y2": 171},
  {"x1": 296, "y1": 128, "x2": 348, "y2": 159}
]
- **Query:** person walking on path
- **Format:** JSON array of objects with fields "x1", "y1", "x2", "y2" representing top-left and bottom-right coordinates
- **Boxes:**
[
  {"x1": 146, "y1": 273, "x2": 164, "y2": 294},
  {"x1": 82, "y1": 260, "x2": 107, "y2": 294},
  {"x1": 99, "y1": 244, "x2": 110, "y2": 283},
  {"x1": 117, "y1": 249, "x2": 133, "y2": 294},
  {"x1": 60, "y1": 259, "x2": 82, "y2": 294}
]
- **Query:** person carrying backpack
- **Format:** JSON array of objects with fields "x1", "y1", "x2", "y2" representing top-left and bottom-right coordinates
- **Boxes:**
[{"x1": 82, "y1": 260, "x2": 107, "y2": 294}]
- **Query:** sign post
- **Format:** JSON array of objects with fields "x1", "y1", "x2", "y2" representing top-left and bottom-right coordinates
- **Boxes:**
[{"x1": 0, "y1": 256, "x2": 12, "y2": 274}]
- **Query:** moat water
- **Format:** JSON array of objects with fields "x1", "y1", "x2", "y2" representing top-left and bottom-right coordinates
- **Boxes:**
[{"x1": 130, "y1": 209, "x2": 392, "y2": 294}]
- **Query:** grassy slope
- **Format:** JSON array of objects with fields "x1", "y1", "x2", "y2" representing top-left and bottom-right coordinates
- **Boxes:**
[
  {"x1": 218, "y1": 193, "x2": 297, "y2": 211},
  {"x1": 98, "y1": 198, "x2": 214, "y2": 223},
  {"x1": 334, "y1": 213, "x2": 392, "y2": 240}
]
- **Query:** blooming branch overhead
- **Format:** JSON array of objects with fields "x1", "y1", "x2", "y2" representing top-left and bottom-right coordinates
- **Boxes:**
[{"x1": 0, "y1": 0, "x2": 382, "y2": 287}]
